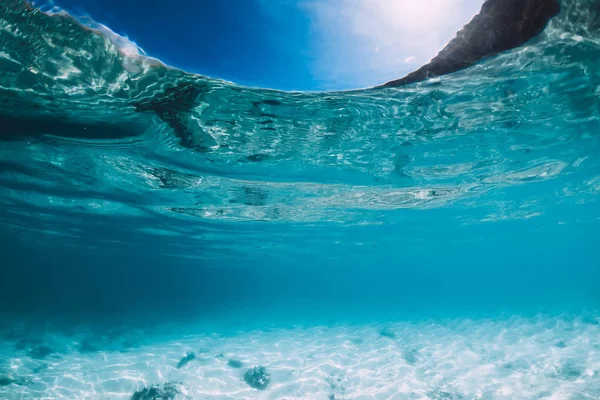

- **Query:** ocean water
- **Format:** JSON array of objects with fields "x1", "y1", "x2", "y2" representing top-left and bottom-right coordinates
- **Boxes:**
[{"x1": 0, "y1": 1, "x2": 599, "y2": 399}]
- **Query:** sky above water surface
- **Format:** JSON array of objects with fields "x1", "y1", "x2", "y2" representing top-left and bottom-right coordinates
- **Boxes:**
[{"x1": 39, "y1": 0, "x2": 483, "y2": 90}]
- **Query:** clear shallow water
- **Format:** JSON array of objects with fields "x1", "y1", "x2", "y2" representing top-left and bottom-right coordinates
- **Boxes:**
[{"x1": 0, "y1": 0, "x2": 599, "y2": 398}]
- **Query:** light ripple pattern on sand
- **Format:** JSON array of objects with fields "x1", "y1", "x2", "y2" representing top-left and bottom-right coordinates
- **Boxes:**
[{"x1": 0, "y1": 314, "x2": 599, "y2": 399}]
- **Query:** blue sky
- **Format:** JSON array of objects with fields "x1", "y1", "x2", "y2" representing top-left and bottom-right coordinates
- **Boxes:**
[{"x1": 42, "y1": 0, "x2": 482, "y2": 91}]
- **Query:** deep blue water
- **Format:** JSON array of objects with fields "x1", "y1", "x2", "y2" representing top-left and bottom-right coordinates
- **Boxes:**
[{"x1": 0, "y1": 1, "x2": 599, "y2": 399}]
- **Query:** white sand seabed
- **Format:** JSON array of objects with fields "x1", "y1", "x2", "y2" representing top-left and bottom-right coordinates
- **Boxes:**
[{"x1": 0, "y1": 314, "x2": 599, "y2": 399}]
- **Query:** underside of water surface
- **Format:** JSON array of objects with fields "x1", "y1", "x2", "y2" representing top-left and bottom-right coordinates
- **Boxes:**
[{"x1": 0, "y1": 0, "x2": 599, "y2": 398}]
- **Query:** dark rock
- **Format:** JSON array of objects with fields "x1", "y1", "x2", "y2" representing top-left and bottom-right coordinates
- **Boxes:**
[
  {"x1": 0, "y1": 374, "x2": 30, "y2": 387},
  {"x1": 328, "y1": 394, "x2": 336, "y2": 400},
  {"x1": 27, "y1": 345, "x2": 53, "y2": 359},
  {"x1": 382, "y1": 0, "x2": 561, "y2": 87},
  {"x1": 227, "y1": 359, "x2": 243, "y2": 369},
  {"x1": 379, "y1": 328, "x2": 396, "y2": 339},
  {"x1": 131, "y1": 382, "x2": 180, "y2": 400},
  {"x1": 176, "y1": 352, "x2": 195, "y2": 369},
  {"x1": 554, "y1": 341, "x2": 567, "y2": 348},
  {"x1": 0, "y1": 375, "x2": 13, "y2": 386},
  {"x1": 326, "y1": 373, "x2": 347, "y2": 392},
  {"x1": 244, "y1": 366, "x2": 271, "y2": 390}
]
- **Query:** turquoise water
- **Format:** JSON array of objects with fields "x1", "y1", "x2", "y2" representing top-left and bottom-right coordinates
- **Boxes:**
[{"x1": 0, "y1": 1, "x2": 599, "y2": 399}]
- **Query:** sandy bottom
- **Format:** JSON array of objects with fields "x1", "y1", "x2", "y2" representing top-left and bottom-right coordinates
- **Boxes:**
[{"x1": 1, "y1": 313, "x2": 599, "y2": 399}]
